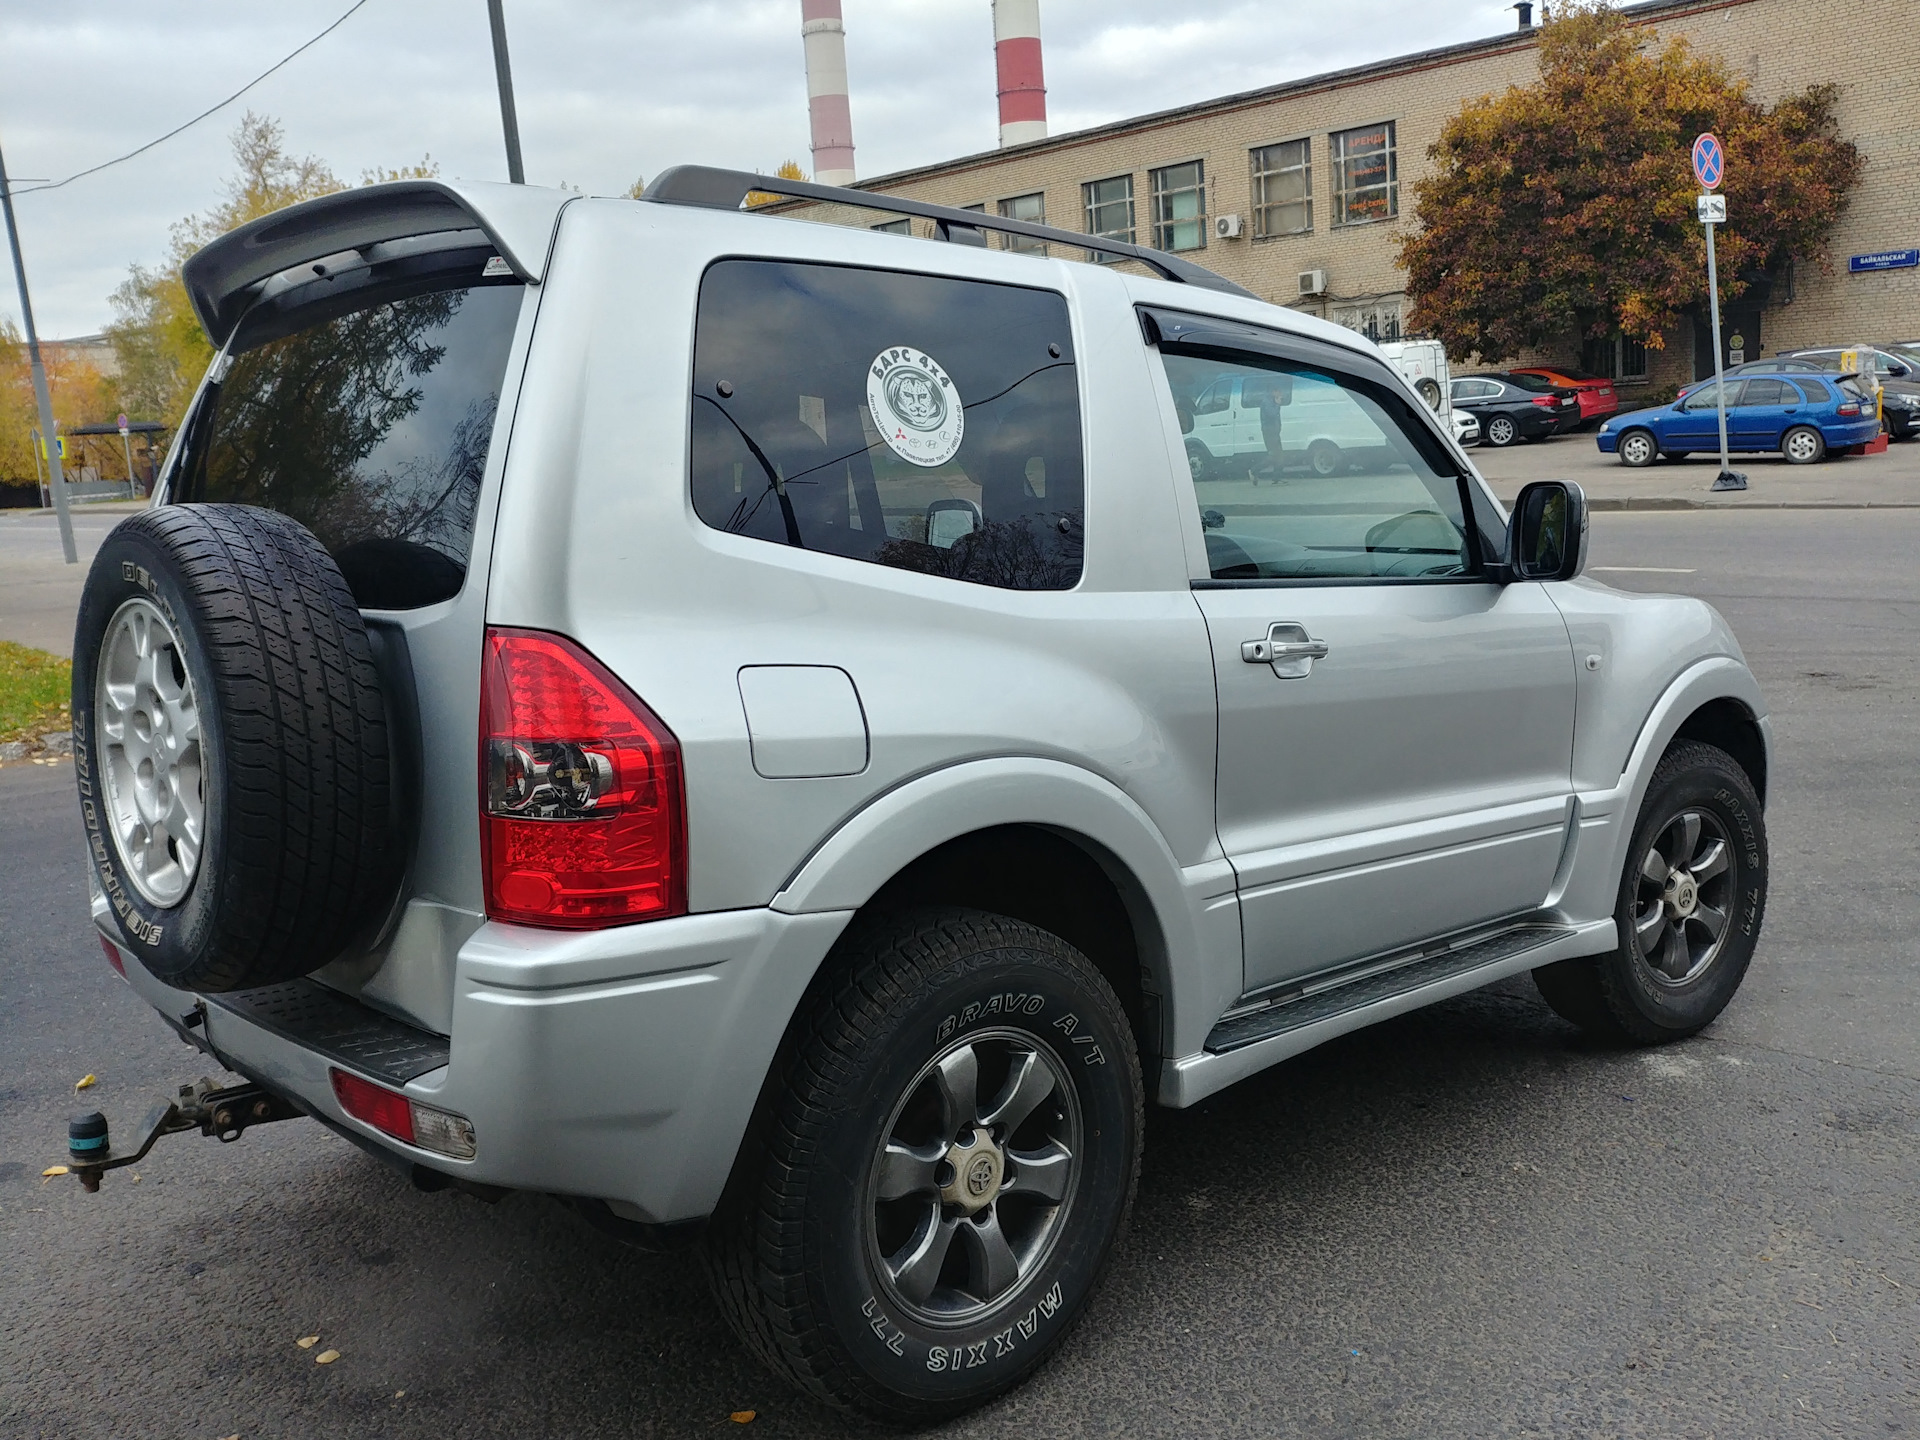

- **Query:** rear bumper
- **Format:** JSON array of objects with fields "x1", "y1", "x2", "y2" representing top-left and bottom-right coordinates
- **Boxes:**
[{"x1": 108, "y1": 903, "x2": 854, "y2": 1224}]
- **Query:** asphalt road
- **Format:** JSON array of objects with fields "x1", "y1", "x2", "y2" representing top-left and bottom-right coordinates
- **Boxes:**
[{"x1": 3, "y1": 509, "x2": 1917, "y2": 1438}]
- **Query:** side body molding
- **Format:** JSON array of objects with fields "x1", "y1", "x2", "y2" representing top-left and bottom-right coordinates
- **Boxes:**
[{"x1": 772, "y1": 757, "x2": 1243, "y2": 1067}]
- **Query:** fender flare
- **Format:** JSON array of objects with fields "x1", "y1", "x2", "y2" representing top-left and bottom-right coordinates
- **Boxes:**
[
  {"x1": 1567, "y1": 657, "x2": 1771, "y2": 923},
  {"x1": 771, "y1": 756, "x2": 1234, "y2": 1048}
]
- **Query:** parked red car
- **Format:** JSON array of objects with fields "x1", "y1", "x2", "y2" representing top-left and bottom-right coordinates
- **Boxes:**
[{"x1": 1507, "y1": 365, "x2": 1620, "y2": 430}]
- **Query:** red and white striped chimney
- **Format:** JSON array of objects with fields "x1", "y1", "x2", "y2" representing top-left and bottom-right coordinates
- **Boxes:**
[
  {"x1": 993, "y1": 0, "x2": 1047, "y2": 147},
  {"x1": 801, "y1": 0, "x2": 856, "y2": 186}
]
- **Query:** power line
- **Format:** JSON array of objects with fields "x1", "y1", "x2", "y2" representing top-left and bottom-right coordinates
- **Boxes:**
[{"x1": 10, "y1": 0, "x2": 374, "y2": 198}]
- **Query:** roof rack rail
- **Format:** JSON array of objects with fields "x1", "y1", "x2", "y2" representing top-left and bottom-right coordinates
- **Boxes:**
[{"x1": 640, "y1": 165, "x2": 1257, "y2": 300}]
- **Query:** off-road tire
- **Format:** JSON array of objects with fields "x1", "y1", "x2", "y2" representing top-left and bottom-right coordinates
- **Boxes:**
[
  {"x1": 705, "y1": 908, "x2": 1143, "y2": 1422},
  {"x1": 71, "y1": 504, "x2": 401, "y2": 992},
  {"x1": 1533, "y1": 741, "x2": 1766, "y2": 1043}
]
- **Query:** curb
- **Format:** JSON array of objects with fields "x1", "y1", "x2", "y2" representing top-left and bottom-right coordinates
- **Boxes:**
[{"x1": 1584, "y1": 497, "x2": 1920, "y2": 511}]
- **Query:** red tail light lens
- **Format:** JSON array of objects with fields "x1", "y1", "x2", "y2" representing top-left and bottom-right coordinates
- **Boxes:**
[
  {"x1": 1531, "y1": 396, "x2": 1557, "y2": 408},
  {"x1": 1837, "y1": 402, "x2": 1861, "y2": 415},
  {"x1": 331, "y1": 1068, "x2": 415, "y2": 1143},
  {"x1": 480, "y1": 627, "x2": 687, "y2": 929}
]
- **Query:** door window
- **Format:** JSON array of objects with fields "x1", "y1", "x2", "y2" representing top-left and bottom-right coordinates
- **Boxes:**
[
  {"x1": 689, "y1": 260, "x2": 1084, "y2": 591},
  {"x1": 1160, "y1": 348, "x2": 1472, "y2": 581},
  {"x1": 1738, "y1": 378, "x2": 1789, "y2": 406},
  {"x1": 1682, "y1": 381, "x2": 1742, "y2": 411}
]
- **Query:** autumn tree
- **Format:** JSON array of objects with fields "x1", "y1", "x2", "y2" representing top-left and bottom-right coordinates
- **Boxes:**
[
  {"x1": 746, "y1": 159, "x2": 809, "y2": 208},
  {"x1": 1399, "y1": 2, "x2": 1861, "y2": 363},
  {"x1": 0, "y1": 320, "x2": 115, "y2": 482}
]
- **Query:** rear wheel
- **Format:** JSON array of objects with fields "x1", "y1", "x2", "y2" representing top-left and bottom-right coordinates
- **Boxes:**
[
  {"x1": 1616, "y1": 428, "x2": 1658, "y2": 467},
  {"x1": 706, "y1": 909, "x2": 1142, "y2": 1421},
  {"x1": 1484, "y1": 415, "x2": 1520, "y2": 448},
  {"x1": 1533, "y1": 741, "x2": 1766, "y2": 1044},
  {"x1": 1308, "y1": 439, "x2": 1345, "y2": 476},
  {"x1": 1781, "y1": 425, "x2": 1825, "y2": 464}
]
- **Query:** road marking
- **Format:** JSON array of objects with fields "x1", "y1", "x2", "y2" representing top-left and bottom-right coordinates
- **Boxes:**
[{"x1": 1590, "y1": 566, "x2": 1697, "y2": 573}]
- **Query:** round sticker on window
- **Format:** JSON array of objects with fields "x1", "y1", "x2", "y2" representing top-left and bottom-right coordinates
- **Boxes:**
[{"x1": 867, "y1": 347, "x2": 964, "y2": 467}]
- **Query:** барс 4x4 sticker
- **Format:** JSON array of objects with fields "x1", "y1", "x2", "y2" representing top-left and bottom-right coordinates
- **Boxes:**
[{"x1": 868, "y1": 347, "x2": 964, "y2": 467}]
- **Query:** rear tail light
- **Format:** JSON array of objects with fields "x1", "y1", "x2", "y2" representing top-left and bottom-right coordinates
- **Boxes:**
[
  {"x1": 1531, "y1": 396, "x2": 1557, "y2": 408},
  {"x1": 480, "y1": 627, "x2": 687, "y2": 929},
  {"x1": 330, "y1": 1068, "x2": 477, "y2": 1159},
  {"x1": 1837, "y1": 402, "x2": 1861, "y2": 415}
]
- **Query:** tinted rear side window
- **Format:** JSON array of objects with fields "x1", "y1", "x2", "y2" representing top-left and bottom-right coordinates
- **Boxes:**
[
  {"x1": 179, "y1": 261, "x2": 522, "y2": 609},
  {"x1": 690, "y1": 260, "x2": 1084, "y2": 590},
  {"x1": 1792, "y1": 378, "x2": 1833, "y2": 403}
]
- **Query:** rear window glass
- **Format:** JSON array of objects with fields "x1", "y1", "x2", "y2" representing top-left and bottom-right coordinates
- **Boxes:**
[
  {"x1": 1792, "y1": 378, "x2": 1832, "y2": 403},
  {"x1": 690, "y1": 259, "x2": 1084, "y2": 591},
  {"x1": 178, "y1": 258, "x2": 522, "y2": 609}
]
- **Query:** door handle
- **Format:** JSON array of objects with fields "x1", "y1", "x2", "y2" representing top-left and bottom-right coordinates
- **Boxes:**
[{"x1": 1241, "y1": 622, "x2": 1330, "y2": 678}]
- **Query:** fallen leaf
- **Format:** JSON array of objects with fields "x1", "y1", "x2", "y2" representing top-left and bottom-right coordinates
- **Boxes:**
[
  {"x1": 75, "y1": 1075, "x2": 97, "y2": 1091},
  {"x1": 394, "y1": 1391, "x2": 405, "y2": 1399},
  {"x1": 315, "y1": 1349, "x2": 340, "y2": 1365},
  {"x1": 730, "y1": 1412, "x2": 757, "y2": 1424},
  {"x1": 41, "y1": 1166, "x2": 69, "y2": 1180},
  {"x1": 296, "y1": 1336, "x2": 320, "y2": 1349}
]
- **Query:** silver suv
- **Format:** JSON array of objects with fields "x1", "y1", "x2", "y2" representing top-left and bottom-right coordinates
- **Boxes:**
[{"x1": 66, "y1": 170, "x2": 1770, "y2": 1421}]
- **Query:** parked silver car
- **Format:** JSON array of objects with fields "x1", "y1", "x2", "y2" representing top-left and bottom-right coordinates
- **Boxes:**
[{"x1": 66, "y1": 171, "x2": 1771, "y2": 1420}]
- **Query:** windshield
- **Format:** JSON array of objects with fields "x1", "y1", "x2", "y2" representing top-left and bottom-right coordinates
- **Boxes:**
[{"x1": 176, "y1": 258, "x2": 523, "y2": 609}]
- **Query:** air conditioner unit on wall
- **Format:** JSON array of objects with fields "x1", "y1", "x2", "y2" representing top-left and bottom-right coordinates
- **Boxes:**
[
  {"x1": 1298, "y1": 269, "x2": 1328, "y2": 297},
  {"x1": 1214, "y1": 213, "x2": 1243, "y2": 240}
]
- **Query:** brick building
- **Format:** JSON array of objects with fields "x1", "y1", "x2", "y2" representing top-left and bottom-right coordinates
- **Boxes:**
[{"x1": 825, "y1": 0, "x2": 1918, "y2": 398}]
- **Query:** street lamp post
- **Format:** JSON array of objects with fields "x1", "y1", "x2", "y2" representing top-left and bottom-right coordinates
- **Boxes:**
[{"x1": 0, "y1": 133, "x2": 78, "y2": 564}]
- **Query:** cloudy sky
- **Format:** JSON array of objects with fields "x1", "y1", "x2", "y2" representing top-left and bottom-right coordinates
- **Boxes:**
[{"x1": 2, "y1": 0, "x2": 1530, "y2": 338}]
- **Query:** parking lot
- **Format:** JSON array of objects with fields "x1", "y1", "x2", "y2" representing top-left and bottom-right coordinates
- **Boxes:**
[{"x1": 3, "y1": 467, "x2": 1919, "y2": 1436}]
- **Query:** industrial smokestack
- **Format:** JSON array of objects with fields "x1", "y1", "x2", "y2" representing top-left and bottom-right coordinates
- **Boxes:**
[
  {"x1": 801, "y1": 0, "x2": 855, "y2": 185},
  {"x1": 993, "y1": 0, "x2": 1047, "y2": 147}
]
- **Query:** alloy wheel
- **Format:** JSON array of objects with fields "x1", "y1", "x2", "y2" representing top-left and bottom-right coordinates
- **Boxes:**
[
  {"x1": 866, "y1": 1027, "x2": 1081, "y2": 1326},
  {"x1": 1784, "y1": 427, "x2": 1822, "y2": 463},
  {"x1": 96, "y1": 597, "x2": 206, "y2": 907},
  {"x1": 1488, "y1": 416, "x2": 1517, "y2": 446},
  {"x1": 1631, "y1": 809, "x2": 1735, "y2": 986}
]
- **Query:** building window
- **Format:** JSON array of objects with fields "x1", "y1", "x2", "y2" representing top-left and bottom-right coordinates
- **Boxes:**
[
  {"x1": 1083, "y1": 175, "x2": 1134, "y2": 261},
  {"x1": 871, "y1": 218, "x2": 911, "y2": 236},
  {"x1": 999, "y1": 191, "x2": 1047, "y2": 255},
  {"x1": 1330, "y1": 122, "x2": 1397, "y2": 226},
  {"x1": 1333, "y1": 300, "x2": 1402, "y2": 342},
  {"x1": 1580, "y1": 333, "x2": 1650, "y2": 382},
  {"x1": 1250, "y1": 139, "x2": 1311, "y2": 237},
  {"x1": 1149, "y1": 161, "x2": 1207, "y2": 252}
]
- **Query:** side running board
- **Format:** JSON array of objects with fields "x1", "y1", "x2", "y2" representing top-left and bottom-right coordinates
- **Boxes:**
[{"x1": 1205, "y1": 924, "x2": 1573, "y2": 1054}]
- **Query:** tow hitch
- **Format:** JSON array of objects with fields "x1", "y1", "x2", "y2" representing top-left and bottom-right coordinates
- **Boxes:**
[{"x1": 54, "y1": 1078, "x2": 304, "y2": 1192}]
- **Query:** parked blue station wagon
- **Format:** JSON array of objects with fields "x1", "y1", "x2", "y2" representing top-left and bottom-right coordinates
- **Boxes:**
[{"x1": 1597, "y1": 371, "x2": 1881, "y2": 466}]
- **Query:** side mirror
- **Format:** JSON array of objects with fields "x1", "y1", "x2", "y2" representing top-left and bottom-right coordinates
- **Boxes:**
[
  {"x1": 1506, "y1": 480, "x2": 1588, "y2": 582},
  {"x1": 1889, "y1": 363, "x2": 1911, "y2": 379}
]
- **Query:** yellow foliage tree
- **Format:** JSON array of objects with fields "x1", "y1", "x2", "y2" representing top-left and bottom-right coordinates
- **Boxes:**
[
  {"x1": 0, "y1": 320, "x2": 116, "y2": 484},
  {"x1": 746, "y1": 159, "x2": 809, "y2": 208}
]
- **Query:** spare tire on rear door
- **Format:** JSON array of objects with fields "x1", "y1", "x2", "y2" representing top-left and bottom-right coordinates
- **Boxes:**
[{"x1": 72, "y1": 503, "x2": 402, "y2": 992}]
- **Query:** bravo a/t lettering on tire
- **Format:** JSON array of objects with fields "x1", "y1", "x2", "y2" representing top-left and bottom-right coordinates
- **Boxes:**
[
  {"x1": 705, "y1": 908, "x2": 1142, "y2": 1422},
  {"x1": 71, "y1": 504, "x2": 403, "y2": 993}
]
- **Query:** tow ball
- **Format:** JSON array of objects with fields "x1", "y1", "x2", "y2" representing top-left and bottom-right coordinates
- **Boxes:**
[{"x1": 56, "y1": 1078, "x2": 304, "y2": 1192}]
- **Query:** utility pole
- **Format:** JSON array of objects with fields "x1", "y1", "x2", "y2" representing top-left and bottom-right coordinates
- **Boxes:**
[
  {"x1": 486, "y1": 0, "x2": 526, "y2": 184},
  {"x1": 0, "y1": 133, "x2": 78, "y2": 564}
]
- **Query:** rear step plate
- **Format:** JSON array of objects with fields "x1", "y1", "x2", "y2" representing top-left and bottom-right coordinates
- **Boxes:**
[
  {"x1": 205, "y1": 979, "x2": 450, "y2": 1086},
  {"x1": 1205, "y1": 925, "x2": 1573, "y2": 1054}
]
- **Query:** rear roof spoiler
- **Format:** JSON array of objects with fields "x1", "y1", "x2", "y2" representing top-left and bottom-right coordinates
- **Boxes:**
[
  {"x1": 640, "y1": 164, "x2": 1257, "y2": 300},
  {"x1": 181, "y1": 180, "x2": 572, "y2": 347}
]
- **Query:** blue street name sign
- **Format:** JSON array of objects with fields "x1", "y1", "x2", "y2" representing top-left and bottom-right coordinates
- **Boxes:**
[{"x1": 1849, "y1": 249, "x2": 1919, "y2": 274}]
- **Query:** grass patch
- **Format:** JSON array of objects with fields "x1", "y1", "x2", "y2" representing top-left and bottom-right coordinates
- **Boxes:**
[{"x1": 0, "y1": 642, "x2": 72, "y2": 745}]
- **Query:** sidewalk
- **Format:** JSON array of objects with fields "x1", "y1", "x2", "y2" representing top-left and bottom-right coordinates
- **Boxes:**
[{"x1": 1470, "y1": 429, "x2": 1920, "y2": 508}]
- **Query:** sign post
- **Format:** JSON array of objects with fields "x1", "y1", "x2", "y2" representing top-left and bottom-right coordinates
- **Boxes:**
[
  {"x1": 1692, "y1": 134, "x2": 1745, "y2": 493},
  {"x1": 117, "y1": 411, "x2": 137, "y2": 499}
]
